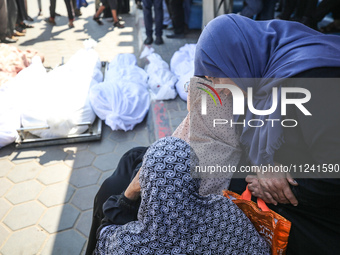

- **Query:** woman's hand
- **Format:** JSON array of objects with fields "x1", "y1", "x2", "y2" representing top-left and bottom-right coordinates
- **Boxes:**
[
  {"x1": 246, "y1": 163, "x2": 299, "y2": 206},
  {"x1": 124, "y1": 168, "x2": 141, "y2": 201}
]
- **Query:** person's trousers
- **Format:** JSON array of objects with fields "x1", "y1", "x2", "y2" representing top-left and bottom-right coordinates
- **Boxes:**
[
  {"x1": 0, "y1": 0, "x2": 7, "y2": 39},
  {"x1": 16, "y1": 0, "x2": 27, "y2": 23},
  {"x1": 240, "y1": 0, "x2": 263, "y2": 18},
  {"x1": 312, "y1": 0, "x2": 340, "y2": 22},
  {"x1": 85, "y1": 146, "x2": 148, "y2": 255},
  {"x1": 256, "y1": 0, "x2": 277, "y2": 20},
  {"x1": 142, "y1": 0, "x2": 163, "y2": 37},
  {"x1": 169, "y1": 0, "x2": 185, "y2": 34},
  {"x1": 7, "y1": 0, "x2": 18, "y2": 37},
  {"x1": 50, "y1": 0, "x2": 74, "y2": 20}
]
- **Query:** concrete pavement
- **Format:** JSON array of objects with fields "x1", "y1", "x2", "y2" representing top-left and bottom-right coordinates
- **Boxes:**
[{"x1": 0, "y1": 0, "x2": 198, "y2": 254}]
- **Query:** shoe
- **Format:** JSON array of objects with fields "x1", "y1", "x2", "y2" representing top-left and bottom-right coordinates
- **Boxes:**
[
  {"x1": 75, "y1": 9, "x2": 82, "y2": 17},
  {"x1": 113, "y1": 21, "x2": 124, "y2": 28},
  {"x1": 93, "y1": 16, "x2": 103, "y2": 25},
  {"x1": 45, "y1": 17, "x2": 56, "y2": 26},
  {"x1": 15, "y1": 25, "x2": 26, "y2": 33},
  {"x1": 68, "y1": 20, "x2": 75, "y2": 28},
  {"x1": 20, "y1": 23, "x2": 34, "y2": 29},
  {"x1": 144, "y1": 37, "x2": 153, "y2": 45},
  {"x1": 27, "y1": 16, "x2": 34, "y2": 22},
  {"x1": 1, "y1": 37, "x2": 17, "y2": 43},
  {"x1": 13, "y1": 31, "x2": 25, "y2": 36},
  {"x1": 166, "y1": 33, "x2": 184, "y2": 39},
  {"x1": 154, "y1": 36, "x2": 164, "y2": 45}
]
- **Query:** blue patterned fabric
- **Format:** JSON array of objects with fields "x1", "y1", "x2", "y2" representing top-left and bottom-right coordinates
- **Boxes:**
[{"x1": 94, "y1": 137, "x2": 270, "y2": 254}]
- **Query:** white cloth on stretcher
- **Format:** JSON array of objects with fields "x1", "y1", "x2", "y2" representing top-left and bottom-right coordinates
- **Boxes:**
[
  {"x1": 20, "y1": 46, "x2": 102, "y2": 138},
  {"x1": 89, "y1": 54, "x2": 150, "y2": 132},
  {"x1": 0, "y1": 42, "x2": 103, "y2": 149}
]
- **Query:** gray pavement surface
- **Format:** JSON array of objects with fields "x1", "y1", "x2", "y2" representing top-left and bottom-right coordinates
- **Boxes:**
[{"x1": 0, "y1": 0, "x2": 198, "y2": 254}]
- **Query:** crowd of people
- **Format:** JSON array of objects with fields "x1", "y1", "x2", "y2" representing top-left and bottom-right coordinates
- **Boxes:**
[
  {"x1": 2, "y1": 0, "x2": 340, "y2": 44},
  {"x1": 241, "y1": 0, "x2": 340, "y2": 31},
  {"x1": 0, "y1": 0, "x2": 35, "y2": 43}
]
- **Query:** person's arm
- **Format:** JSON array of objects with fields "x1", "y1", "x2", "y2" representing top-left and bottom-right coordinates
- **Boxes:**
[
  {"x1": 246, "y1": 79, "x2": 340, "y2": 205},
  {"x1": 100, "y1": 169, "x2": 142, "y2": 227}
]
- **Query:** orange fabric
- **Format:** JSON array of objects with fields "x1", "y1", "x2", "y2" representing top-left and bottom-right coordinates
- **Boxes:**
[{"x1": 223, "y1": 186, "x2": 291, "y2": 255}]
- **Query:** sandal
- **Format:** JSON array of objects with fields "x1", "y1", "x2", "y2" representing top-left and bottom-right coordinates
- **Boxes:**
[
  {"x1": 320, "y1": 21, "x2": 340, "y2": 33},
  {"x1": 113, "y1": 21, "x2": 124, "y2": 28},
  {"x1": 93, "y1": 16, "x2": 103, "y2": 25}
]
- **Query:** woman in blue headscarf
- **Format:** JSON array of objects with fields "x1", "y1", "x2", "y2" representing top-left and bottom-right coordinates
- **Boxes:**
[{"x1": 194, "y1": 14, "x2": 340, "y2": 254}]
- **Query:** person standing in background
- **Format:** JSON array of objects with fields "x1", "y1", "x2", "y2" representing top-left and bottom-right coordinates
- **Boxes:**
[
  {"x1": 166, "y1": 0, "x2": 185, "y2": 38},
  {"x1": 92, "y1": 0, "x2": 124, "y2": 28},
  {"x1": 142, "y1": 0, "x2": 163, "y2": 45},
  {"x1": 45, "y1": 0, "x2": 75, "y2": 28},
  {"x1": 0, "y1": 0, "x2": 15, "y2": 43}
]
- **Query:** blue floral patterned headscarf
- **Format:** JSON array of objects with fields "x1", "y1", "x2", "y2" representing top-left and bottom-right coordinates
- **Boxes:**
[
  {"x1": 194, "y1": 14, "x2": 340, "y2": 165},
  {"x1": 95, "y1": 137, "x2": 269, "y2": 254}
]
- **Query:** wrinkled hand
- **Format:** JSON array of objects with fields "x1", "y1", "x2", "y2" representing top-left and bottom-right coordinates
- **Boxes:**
[
  {"x1": 246, "y1": 163, "x2": 298, "y2": 206},
  {"x1": 124, "y1": 168, "x2": 141, "y2": 201}
]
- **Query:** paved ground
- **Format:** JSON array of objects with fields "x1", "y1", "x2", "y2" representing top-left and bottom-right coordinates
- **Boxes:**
[{"x1": 0, "y1": 0, "x2": 198, "y2": 254}]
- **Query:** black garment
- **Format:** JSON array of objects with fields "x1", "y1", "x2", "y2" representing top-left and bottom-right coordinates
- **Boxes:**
[
  {"x1": 230, "y1": 67, "x2": 340, "y2": 255},
  {"x1": 0, "y1": 0, "x2": 7, "y2": 40},
  {"x1": 142, "y1": 0, "x2": 163, "y2": 37},
  {"x1": 85, "y1": 146, "x2": 148, "y2": 255},
  {"x1": 15, "y1": 0, "x2": 27, "y2": 23},
  {"x1": 6, "y1": 0, "x2": 17, "y2": 37},
  {"x1": 97, "y1": 192, "x2": 140, "y2": 237},
  {"x1": 279, "y1": 0, "x2": 317, "y2": 20},
  {"x1": 101, "y1": 0, "x2": 117, "y2": 10},
  {"x1": 169, "y1": 0, "x2": 185, "y2": 34},
  {"x1": 49, "y1": 0, "x2": 74, "y2": 20},
  {"x1": 312, "y1": 0, "x2": 340, "y2": 22}
]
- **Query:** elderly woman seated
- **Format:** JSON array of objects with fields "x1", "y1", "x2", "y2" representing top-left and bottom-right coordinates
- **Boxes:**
[{"x1": 93, "y1": 136, "x2": 270, "y2": 254}]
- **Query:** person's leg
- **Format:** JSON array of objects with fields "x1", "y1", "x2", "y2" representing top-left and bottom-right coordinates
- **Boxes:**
[
  {"x1": 154, "y1": 0, "x2": 163, "y2": 36},
  {"x1": 49, "y1": 0, "x2": 56, "y2": 19},
  {"x1": 108, "y1": 0, "x2": 124, "y2": 27},
  {"x1": 169, "y1": 0, "x2": 184, "y2": 34},
  {"x1": 333, "y1": 3, "x2": 340, "y2": 20},
  {"x1": 256, "y1": 0, "x2": 277, "y2": 20},
  {"x1": 313, "y1": 0, "x2": 340, "y2": 22},
  {"x1": 142, "y1": 0, "x2": 153, "y2": 40},
  {"x1": 93, "y1": 0, "x2": 106, "y2": 25},
  {"x1": 0, "y1": 0, "x2": 8, "y2": 41},
  {"x1": 276, "y1": 0, "x2": 296, "y2": 20},
  {"x1": 7, "y1": 0, "x2": 18, "y2": 37},
  {"x1": 85, "y1": 146, "x2": 148, "y2": 255},
  {"x1": 299, "y1": 0, "x2": 318, "y2": 18},
  {"x1": 64, "y1": 0, "x2": 75, "y2": 26},
  {"x1": 37, "y1": 0, "x2": 42, "y2": 15},
  {"x1": 240, "y1": 0, "x2": 263, "y2": 18}
]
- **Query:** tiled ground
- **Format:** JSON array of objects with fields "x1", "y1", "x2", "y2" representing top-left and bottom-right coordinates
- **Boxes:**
[{"x1": 0, "y1": 0, "x2": 198, "y2": 254}]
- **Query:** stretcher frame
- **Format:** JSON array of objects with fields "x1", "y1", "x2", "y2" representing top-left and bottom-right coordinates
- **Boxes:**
[{"x1": 15, "y1": 61, "x2": 108, "y2": 149}]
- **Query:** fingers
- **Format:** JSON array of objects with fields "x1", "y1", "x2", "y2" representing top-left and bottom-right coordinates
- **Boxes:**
[
  {"x1": 282, "y1": 184, "x2": 298, "y2": 206},
  {"x1": 245, "y1": 175, "x2": 257, "y2": 183},
  {"x1": 287, "y1": 173, "x2": 298, "y2": 186}
]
